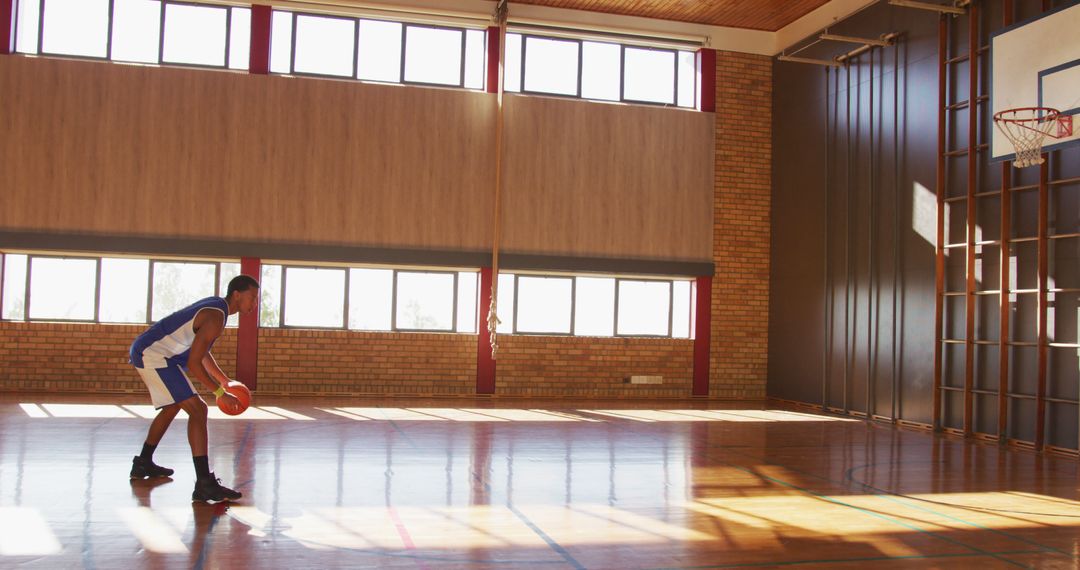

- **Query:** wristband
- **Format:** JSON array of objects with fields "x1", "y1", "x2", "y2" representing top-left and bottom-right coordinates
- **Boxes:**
[{"x1": 213, "y1": 386, "x2": 226, "y2": 398}]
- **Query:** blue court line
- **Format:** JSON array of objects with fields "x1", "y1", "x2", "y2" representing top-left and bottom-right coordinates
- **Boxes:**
[
  {"x1": 385, "y1": 417, "x2": 585, "y2": 569},
  {"x1": 843, "y1": 462, "x2": 1078, "y2": 559},
  {"x1": 507, "y1": 502, "x2": 587, "y2": 570},
  {"x1": 605, "y1": 421, "x2": 1031, "y2": 568}
]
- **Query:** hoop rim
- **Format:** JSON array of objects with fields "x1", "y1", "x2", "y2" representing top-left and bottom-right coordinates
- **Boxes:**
[{"x1": 993, "y1": 106, "x2": 1061, "y2": 124}]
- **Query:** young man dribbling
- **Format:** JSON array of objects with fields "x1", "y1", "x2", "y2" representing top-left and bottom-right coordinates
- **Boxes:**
[{"x1": 128, "y1": 274, "x2": 259, "y2": 503}]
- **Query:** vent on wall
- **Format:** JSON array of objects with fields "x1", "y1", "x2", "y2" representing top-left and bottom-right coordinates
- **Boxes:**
[{"x1": 625, "y1": 375, "x2": 663, "y2": 384}]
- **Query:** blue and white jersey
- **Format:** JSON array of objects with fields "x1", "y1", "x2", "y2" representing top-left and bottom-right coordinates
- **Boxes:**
[{"x1": 130, "y1": 297, "x2": 228, "y2": 369}]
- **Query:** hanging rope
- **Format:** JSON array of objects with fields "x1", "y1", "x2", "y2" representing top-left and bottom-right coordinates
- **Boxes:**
[{"x1": 487, "y1": 0, "x2": 508, "y2": 359}]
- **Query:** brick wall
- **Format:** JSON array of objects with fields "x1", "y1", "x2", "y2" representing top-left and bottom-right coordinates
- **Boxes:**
[
  {"x1": 256, "y1": 329, "x2": 475, "y2": 396},
  {"x1": 495, "y1": 335, "x2": 694, "y2": 398},
  {"x1": 709, "y1": 51, "x2": 772, "y2": 399},
  {"x1": 0, "y1": 321, "x2": 236, "y2": 393}
]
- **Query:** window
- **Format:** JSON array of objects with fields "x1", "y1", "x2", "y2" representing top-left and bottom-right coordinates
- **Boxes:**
[
  {"x1": 151, "y1": 261, "x2": 216, "y2": 321},
  {"x1": 356, "y1": 19, "x2": 402, "y2": 82},
  {"x1": 348, "y1": 268, "x2": 392, "y2": 330},
  {"x1": 294, "y1": 14, "x2": 356, "y2": 77},
  {"x1": 162, "y1": 3, "x2": 228, "y2": 67},
  {"x1": 283, "y1": 267, "x2": 345, "y2": 328},
  {"x1": 672, "y1": 280, "x2": 692, "y2": 338},
  {"x1": 15, "y1": 0, "x2": 40, "y2": 54},
  {"x1": 581, "y1": 41, "x2": 620, "y2": 101},
  {"x1": 522, "y1": 36, "x2": 579, "y2": 96},
  {"x1": 505, "y1": 31, "x2": 697, "y2": 108},
  {"x1": 395, "y1": 271, "x2": 454, "y2": 331},
  {"x1": 456, "y1": 271, "x2": 478, "y2": 333},
  {"x1": 218, "y1": 262, "x2": 241, "y2": 327},
  {"x1": 515, "y1": 275, "x2": 572, "y2": 334},
  {"x1": 616, "y1": 279, "x2": 671, "y2": 336},
  {"x1": 623, "y1": 47, "x2": 675, "y2": 105},
  {"x1": 111, "y1": 0, "x2": 162, "y2": 64},
  {"x1": 272, "y1": 10, "x2": 484, "y2": 91},
  {"x1": 99, "y1": 258, "x2": 149, "y2": 323},
  {"x1": 41, "y1": 0, "x2": 109, "y2": 58},
  {"x1": 28, "y1": 257, "x2": 97, "y2": 321},
  {"x1": 2, "y1": 254, "x2": 28, "y2": 320},
  {"x1": 259, "y1": 264, "x2": 283, "y2": 327},
  {"x1": 574, "y1": 277, "x2": 615, "y2": 336},
  {"x1": 404, "y1": 25, "x2": 463, "y2": 86}
]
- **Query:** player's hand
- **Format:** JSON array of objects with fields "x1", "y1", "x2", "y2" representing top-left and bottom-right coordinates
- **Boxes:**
[{"x1": 218, "y1": 391, "x2": 240, "y2": 407}]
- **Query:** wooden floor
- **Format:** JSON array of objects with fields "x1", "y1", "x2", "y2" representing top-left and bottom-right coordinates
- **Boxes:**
[{"x1": 1, "y1": 394, "x2": 1078, "y2": 569}]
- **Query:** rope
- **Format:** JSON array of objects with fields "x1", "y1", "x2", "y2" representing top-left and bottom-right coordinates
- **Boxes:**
[{"x1": 487, "y1": 0, "x2": 508, "y2": 359}]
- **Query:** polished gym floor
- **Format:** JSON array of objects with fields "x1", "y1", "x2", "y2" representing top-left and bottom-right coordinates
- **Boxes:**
[{"x1": 1, "y1": 393, "x2": 1078, "y2": 569}]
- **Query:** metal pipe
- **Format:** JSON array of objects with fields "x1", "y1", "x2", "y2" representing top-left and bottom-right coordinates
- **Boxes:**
[
  {"x1": 867, "y1": 45, "x2": 876, "y2": 419},
  {"x1": 844, "y1": 58, "x2": 852, "y2": 414},
  {"x1": 963, "y1": 0, "x2": 977, "y2": 437},
  {"x1": 889, "y1": 0, "x2": 966, "y2": 15},
  {"x1": 997, "y1": 0, "x2": 1013, "y2": 445},
  {"x1": 777, "y1": 55, "x2": 842, "y2": 67},
  {"x1": 891, "y1": 35, "x2": 901, "y2": 423},
  {"x1": 1035, "y1": 159, "x2": 1049, "y2": 449},
  {"x1": 820, "y1": 33, "x2": 893, "y2": 46},
  {"x1": 932, "y1": 13, "x2": 947, "y2": 432},
  {"x1": 824, "y1": 65, "x2": 834, "y2": 412}
]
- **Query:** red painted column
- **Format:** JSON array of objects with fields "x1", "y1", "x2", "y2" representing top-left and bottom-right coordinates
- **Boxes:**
[
  {"x1": 237, "y1": 257, "x2": 261, "y2": 389},
  {"x1": 692, "y1": 276, "x2": 712, "y2": 396},
  {"x1": 476, "y1": 267, "x2": 496, "y2": 394},
  {"x1": 696, "y1": 48, "x2": 716, "y2": 113},
  {"x1": 486, "y1": 26, "x2": 500, "y2": 94},
  {"x1": 1, "y1": 0, "x2": 15, "y2": 55},
  {"x1": 249, "y1": 5, "x2": 272, "y2": 74}
]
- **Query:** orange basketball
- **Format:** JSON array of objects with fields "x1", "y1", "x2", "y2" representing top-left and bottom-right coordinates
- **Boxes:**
[{"x1": 216, "y1": 381, "x2": 251, "y2": 416}]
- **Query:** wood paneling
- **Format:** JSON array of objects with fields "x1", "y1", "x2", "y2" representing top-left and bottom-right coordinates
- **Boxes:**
[
  {"x1": 0, "y1": 56, "x2": 496, "y2": 251},
  {"x1": 510, "y1": 0, "x2": 831, "y2": 31},
  {"x1": 0, "y1": 56, "x2": 714, "y2": 265},
  {"x1": 502, "y1": 94, "x2": 714, "y2": 263}
]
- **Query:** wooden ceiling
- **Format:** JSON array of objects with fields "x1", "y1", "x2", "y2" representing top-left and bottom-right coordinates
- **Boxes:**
[{"x1": 509, "y1": 0, "x2": 833, "y2": 32}]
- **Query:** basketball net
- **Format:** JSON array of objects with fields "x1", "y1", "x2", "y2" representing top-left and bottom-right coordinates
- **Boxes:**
[
  {"x1": 993, "y1": 107, "x2": 1062, "y2": 168},
  {"x1": 488, "y1": 0, "x2": 508, "y2": 359}
]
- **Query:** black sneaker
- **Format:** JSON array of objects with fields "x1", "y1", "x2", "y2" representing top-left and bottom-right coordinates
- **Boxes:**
[
  {"x1": 192, "y1": 474, "x2": 242, "y2": 504},
  {"x1": 130, "y1": 456, "x2": 175, "y2": 479}
]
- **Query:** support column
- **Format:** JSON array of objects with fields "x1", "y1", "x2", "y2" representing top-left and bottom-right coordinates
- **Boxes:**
[
  {"x1": 476, "y1": 267, "x2": 496, "y2": 394},
  {"x1": 237, "y1": 257, "x2": 261, "y2": 389},
  {"x1": 486, "y1": 26, "x2": 500, "y2": 94},
  {"x1": 1, "y1": 0, "x2": 14, "y2": 55},
  {"x1": 692, "y1": 276, "x2": 712, "y2": 396},
  {"x1": 249, "y1": 5, "x2": 272, "y2": 74},
  {"x1": 696, "y1": 48, "x2": 715, "y2": 113}
]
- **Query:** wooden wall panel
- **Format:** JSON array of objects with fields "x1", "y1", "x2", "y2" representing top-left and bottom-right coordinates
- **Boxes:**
[
  {"x1": 0, "y1": 56, "x2": 496, "y2": 251},
  {"x1": 502, "y1": 94, "x2": 714, "y2": 263},
  {"x1": 1, "y1": 56, "x2": 713, "y2": 265}
]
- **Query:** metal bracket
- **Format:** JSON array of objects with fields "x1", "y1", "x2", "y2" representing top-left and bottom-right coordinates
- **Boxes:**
[{"x1": 887, "y1": 0, "x2": 966, "y2": 15}]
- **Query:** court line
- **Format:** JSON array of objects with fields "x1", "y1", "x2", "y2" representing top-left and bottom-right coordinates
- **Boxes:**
[
  {"x1": 603, "y1": 419, "x2": 1031, "y2": 568},
  {"x1": 648, "y1": 548, "x2": 1049, "y2": 569}
]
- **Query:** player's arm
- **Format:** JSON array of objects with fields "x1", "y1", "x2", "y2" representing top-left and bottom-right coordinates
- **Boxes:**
[
  {"x1": 186, "y1": 309, "x2": 229, "y2": 394},
  {"x1": 202, "y1": 352, "x2": 230, "y2": 385}
]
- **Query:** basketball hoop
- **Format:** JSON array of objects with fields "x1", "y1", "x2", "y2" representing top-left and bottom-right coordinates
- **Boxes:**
[{"x1": 993, "y1": 107, "x2": 1073, "y2": 168}]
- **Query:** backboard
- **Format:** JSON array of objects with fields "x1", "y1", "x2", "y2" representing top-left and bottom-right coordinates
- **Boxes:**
[{"x1": 991, "y1": 0, "x2": 1080, "y2": 161}]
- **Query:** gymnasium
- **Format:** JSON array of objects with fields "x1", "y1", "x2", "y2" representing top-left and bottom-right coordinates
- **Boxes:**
[{"x1": 1, "y1": 0, "x2": 1078, "y2": 567}]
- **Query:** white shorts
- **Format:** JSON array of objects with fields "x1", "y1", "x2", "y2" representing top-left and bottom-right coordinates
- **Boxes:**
[{"x1": 135, "y1": 365, "x2": 199, "y2": 409}]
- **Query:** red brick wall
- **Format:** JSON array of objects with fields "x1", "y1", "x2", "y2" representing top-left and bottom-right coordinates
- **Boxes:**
[
  {"x1": 495, "y1": 335, "x2": 694, "y2": 398},
  {"x1": 256, "y1": 329, "x2": 475, "y2": 396},
  {"x1": 709, "y1": 51, "x2": 772, "y2": 399},
  {"x1": 0, "y1": 321, "x2": 236, "y2": 393}
]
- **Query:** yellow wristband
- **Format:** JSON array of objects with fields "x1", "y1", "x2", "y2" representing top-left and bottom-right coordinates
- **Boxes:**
[{"x1": 213, "y1": 386, "x2": 225, "y2": 398}]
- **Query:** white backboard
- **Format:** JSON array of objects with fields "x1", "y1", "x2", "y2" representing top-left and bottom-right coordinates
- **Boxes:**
[{"x1": 991, "y1": 0, "x2": 1080, "y2": 161}]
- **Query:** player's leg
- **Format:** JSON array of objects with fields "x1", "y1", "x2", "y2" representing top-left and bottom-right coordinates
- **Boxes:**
[
  {"x1": 131, "y1": 366, "x2": 184, "y2": 478},
  {"x1": 176, "y1": 393, "x2": 242, "y2": 504}
]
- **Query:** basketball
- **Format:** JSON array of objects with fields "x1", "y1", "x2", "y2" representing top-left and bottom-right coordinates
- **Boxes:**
[{"x1": 216, "y1": 381, "x2": 251, "y2": 416}]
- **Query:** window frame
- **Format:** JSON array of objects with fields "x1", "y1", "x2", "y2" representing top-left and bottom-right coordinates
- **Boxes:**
[
  {"x1": 519, "y1": 33, "x2": 582, "y2": 99},
  {"x1": 280, "y1": 264, "x2": 349, "y2": 330},
  {"x1": 288, "y1": 11, "x2": 359, "y2": 80},
  {"x1": 392, "y1": 269, "x2": 459, "y2": 333},
  {"x1": 614, "y1": 277, "x2": 674, "y2": 338},
  {"x1": 25, "y1": 254, "x2": 102, "y2": 323},
  {"x1": 512, "y1": 273, "x2": 575, "y2": 335},
  {"x1": 400, "y1": 22, "x2": 467, "y2": 89},
  {"x1": 620, "y1": 44, "x2": 679, "y2": 107}
]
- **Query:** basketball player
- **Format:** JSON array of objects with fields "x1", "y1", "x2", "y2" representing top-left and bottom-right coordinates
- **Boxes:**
[{"x1": 128, "y1": 274, "x2": 259, "y2": 503}]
